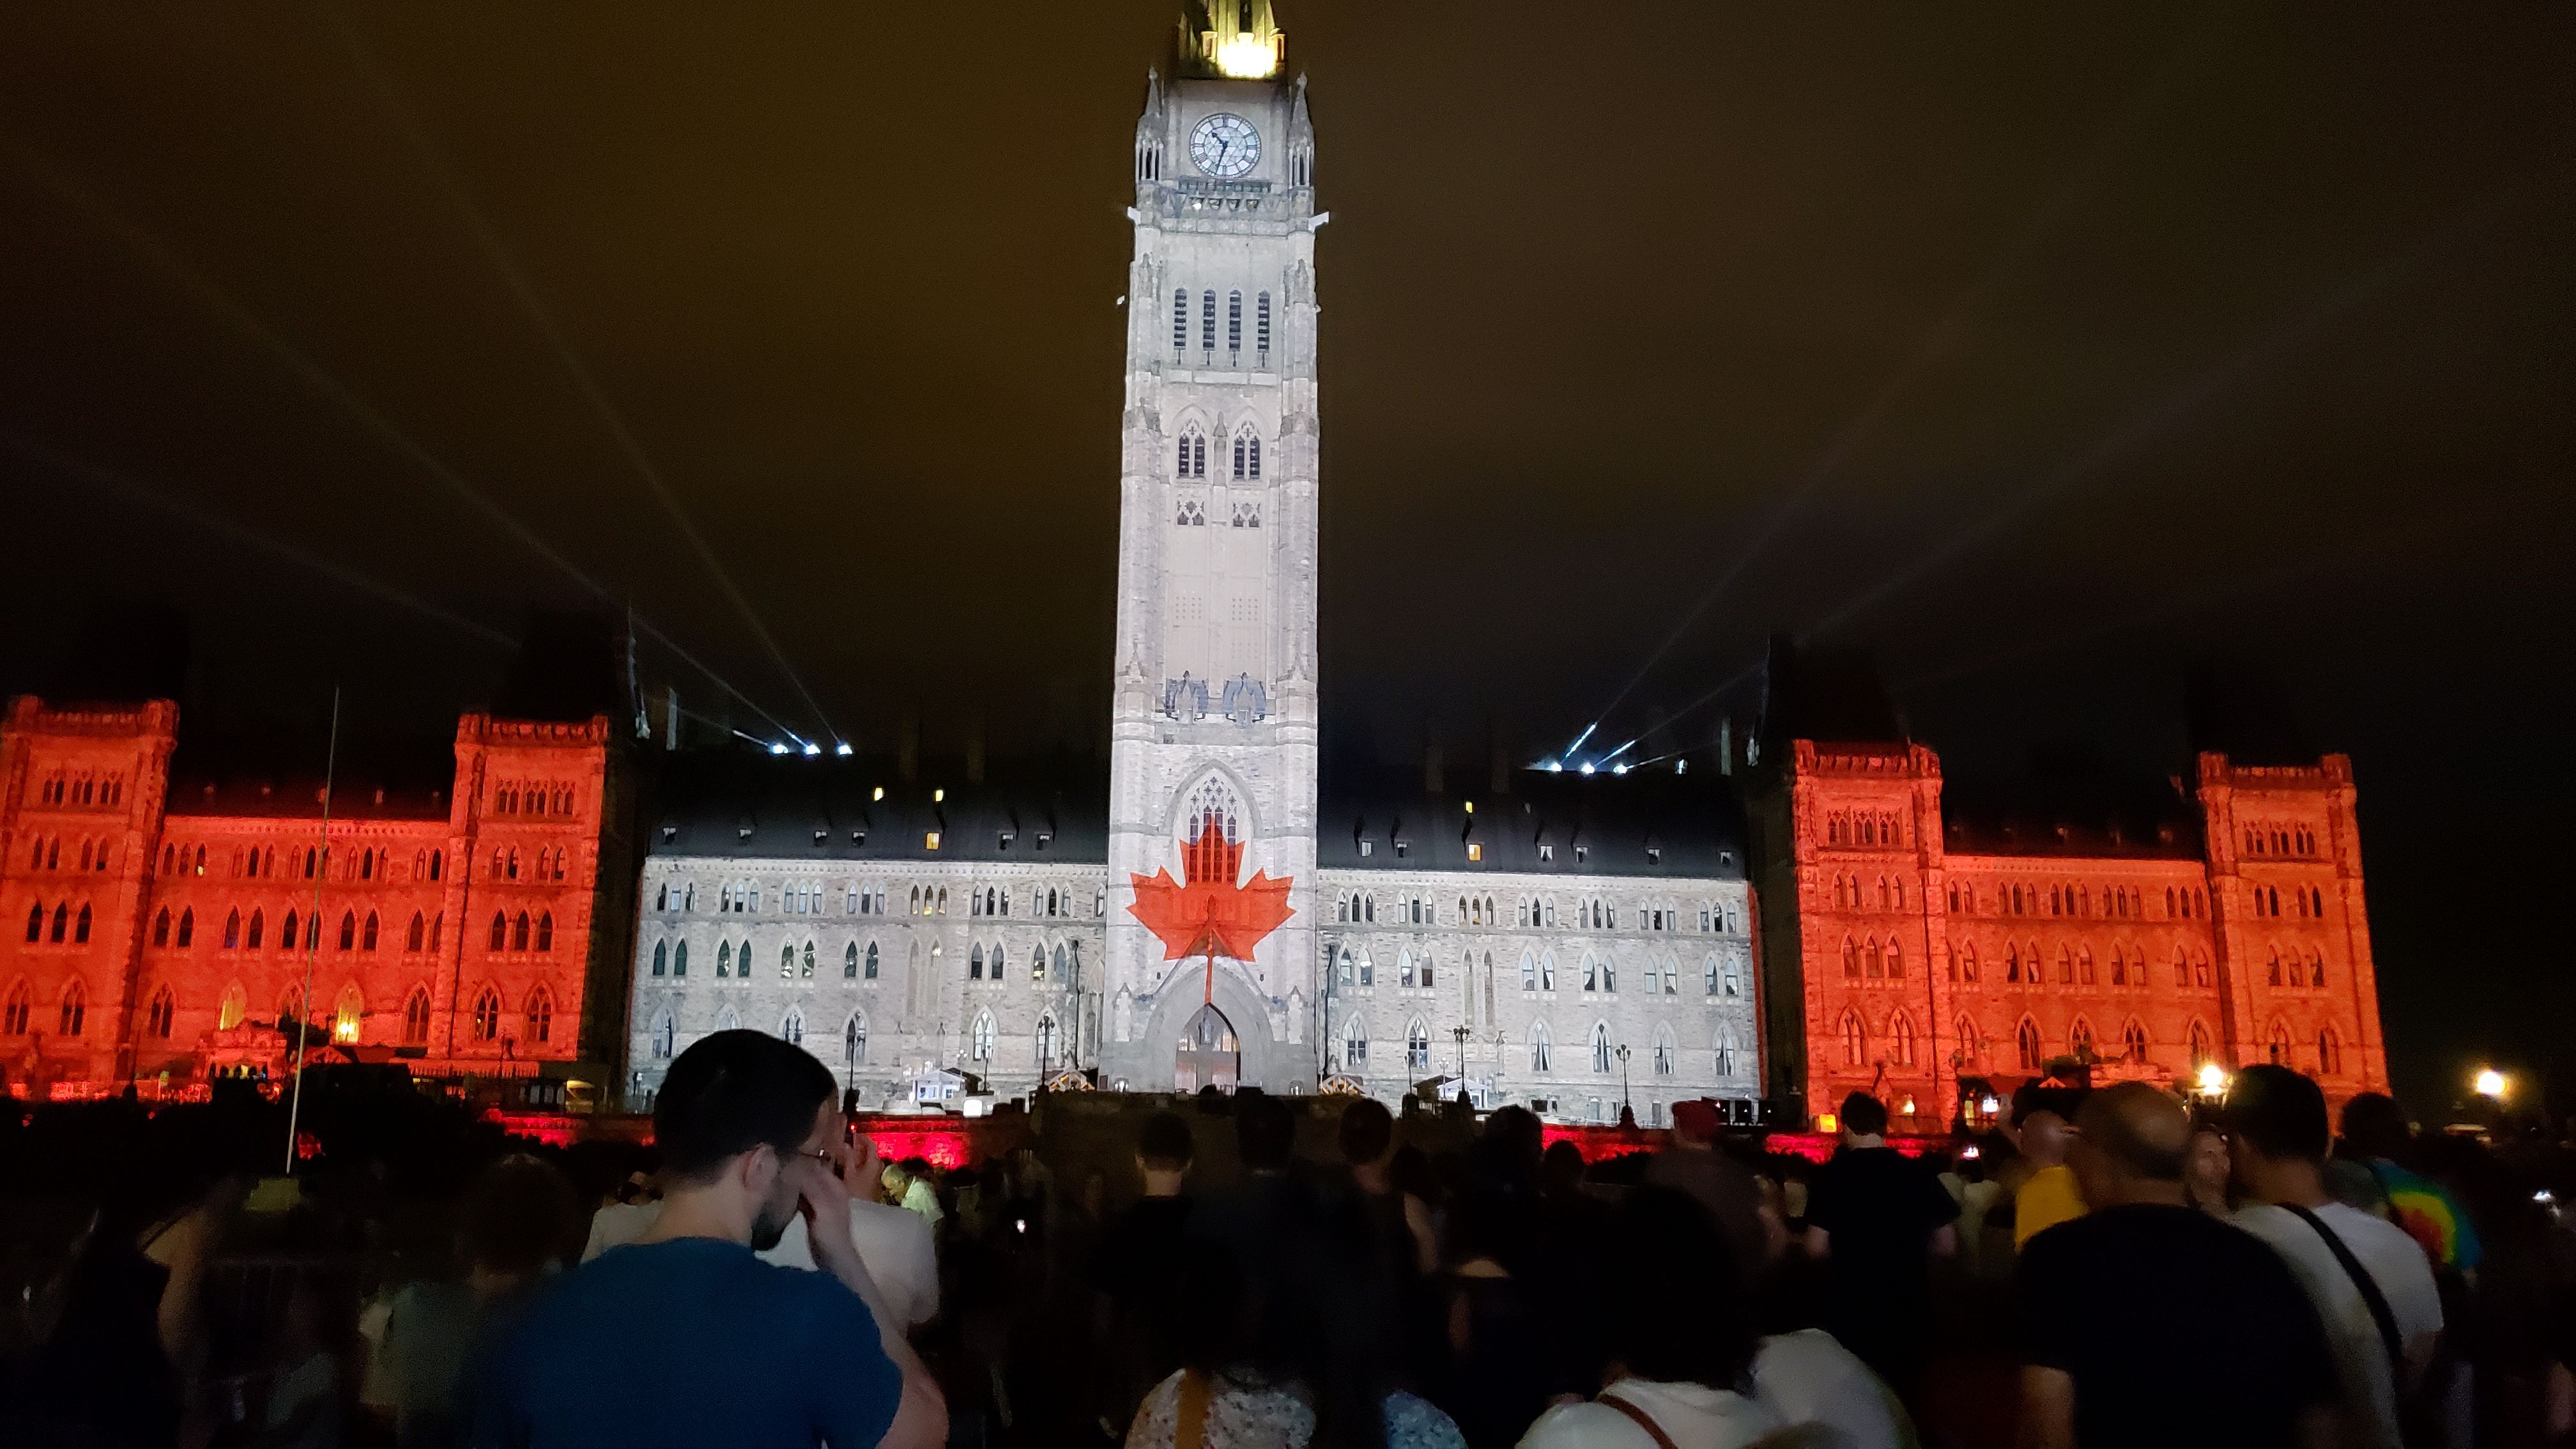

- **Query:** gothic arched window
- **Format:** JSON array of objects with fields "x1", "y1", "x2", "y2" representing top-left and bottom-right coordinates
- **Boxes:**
[
  {"x1": 1839, "y1": 1011, "x2": 1865, "y2": 1067},
  {"x1": 864, "y1": 941, "x2": 880, "y2": 979},
  {"x1": 1528, "y1": 1020, "x2": 1550, "y2": 1072},
  {"x1": 2318, "y1": 1027, "x2": 2342, "y2": 1076},
  {"x1": 2017, "y1": 1018, "x2": 2043, "y2": 1071},
  {"x1": 403, "y1": 988, "x2": 433, "y2": 1047},
  {"x1": 57, "y1": 979, "x2": 86, "y2": 1037},
  {"x1": 2122, "y1": 1020, "x2": 2150, "y2": 1062},
  {"x1": 1406, "y1": 1020, "x2": 1430, "y2": 1071},
  {"x1": 844, "y1": 1011, "x2": 866, "y2": 1068},
  {"x1": 1591, "y1": 1022, "x2": 1614, "y2": 1073},
  {"x1": 148, "y1": 986, "x2": 175, "y2": 1039},
  {"x1": 1891, "y1": 1014, "x2": 1917, "y2": 1067},
  {"x1": 970, "y1": 1011, "x2": 996, "y2": 1062},
  {"x1": 472, "y1": 988, "x2": 502, "y2": 1043}
]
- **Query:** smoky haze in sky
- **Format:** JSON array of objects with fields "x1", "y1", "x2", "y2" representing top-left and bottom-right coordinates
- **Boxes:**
[{"x1": 0, "y1": 2, "x2": 2568, "y2": 1108}]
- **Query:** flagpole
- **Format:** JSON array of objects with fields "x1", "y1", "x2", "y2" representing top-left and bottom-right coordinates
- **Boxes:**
[{"x1": 284, "y1": 686, "x2": 339, "y2": 1175}]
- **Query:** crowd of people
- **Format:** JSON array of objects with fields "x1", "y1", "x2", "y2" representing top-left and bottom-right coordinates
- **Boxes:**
[{"x1": 4, "y1": 1032, "x2": 2575, "y2": 1449}]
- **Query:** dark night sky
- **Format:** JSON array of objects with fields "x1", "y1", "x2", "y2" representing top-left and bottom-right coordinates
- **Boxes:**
[{"x1": 1, "y1": 3, "x2": 2568, "y2": 1112}]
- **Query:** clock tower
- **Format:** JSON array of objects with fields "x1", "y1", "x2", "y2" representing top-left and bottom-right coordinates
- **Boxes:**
[{"x1": 1101, "y1": 0, "x2": 1323, "y2": 1091}]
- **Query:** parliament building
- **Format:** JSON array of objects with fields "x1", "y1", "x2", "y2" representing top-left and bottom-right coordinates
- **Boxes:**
[{"x1": 0, "y1": 3, "x2": 2387, "y2": 1130}]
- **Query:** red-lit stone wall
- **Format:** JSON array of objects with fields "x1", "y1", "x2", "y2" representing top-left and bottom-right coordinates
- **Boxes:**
[
  {"x1": 0, "y1": 697, "x2": 622, "y2": 1096},
  {"x1": 1760, "y1": 739, "x2": 2388, "y2": 1130}
]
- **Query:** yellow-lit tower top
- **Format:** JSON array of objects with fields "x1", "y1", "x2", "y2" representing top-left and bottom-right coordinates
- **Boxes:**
[{"x1": 1178, "y1": 0, "x2": 1284, "y2": 80}]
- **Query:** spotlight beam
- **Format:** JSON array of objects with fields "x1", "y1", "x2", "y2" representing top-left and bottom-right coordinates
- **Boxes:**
[
  {"x1": 0, "y1": 431, "x2": 514, "y2": 648},
  {"x1": 0, "y1": 135, "x2": 808, "y2": 747},
  {"x1": 1809, "y1": 189, "x2": 2521, "y2": 643},
  {"x1": 316, "y1": 6, "x2": 841, "y2": 744},
  {"x1": 1570, "y1": 22, "x2": 2216, "y2": 736}
]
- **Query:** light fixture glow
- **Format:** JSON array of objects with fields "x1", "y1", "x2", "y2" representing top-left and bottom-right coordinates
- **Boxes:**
[
  {"x1": 1578, "y1": 762, "x2": 1595, "y2": 775},
  {"x1": 834, "y1": 742, "x2": 854, "y2": 757},
  {"x1": 2196, "y1": 1062, "x2": 2228, "y2": 1096},
  {"x1": 1214, "y1": 33, "x2": 1278, "y2": 79},
  {"x1": 932, "y1": 788, "x2": 945, "y2": 803},
  {"x1": 1611, "y1": 763, "x2": 1629, "y2": 776},
  {"x1": 769, "y1": 742, "x2": 789, "y2": 756},
  {"x1": 2474, "y1": 1067, "x2": 2508, "y2": 1100},
  {"x1": 872, "y1": 786, "x2": 885, "y2": 801},
  {"x1": 802, "y1": 742, "x2": 821, "y2": 757},
  {"x1": 1544, "y1": 760, "x2": 1564, "y2": 773}
]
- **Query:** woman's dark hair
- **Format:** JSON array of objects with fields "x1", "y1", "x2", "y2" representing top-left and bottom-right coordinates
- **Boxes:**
[
  {"x1": 1171, "y1": 1210, "x2": 1393, "y2": 1449},
  {"x1": 460, "y1": 1154, "x2": 583, "y2": 1277},
  {"x1": 1598, "y1": 1186, "x2": 1758, "y2": 1391}
]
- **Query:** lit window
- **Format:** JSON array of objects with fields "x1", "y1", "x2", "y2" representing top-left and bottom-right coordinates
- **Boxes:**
[{"x1": 925, "y1": 832, "x2": 941, "y2": 850}]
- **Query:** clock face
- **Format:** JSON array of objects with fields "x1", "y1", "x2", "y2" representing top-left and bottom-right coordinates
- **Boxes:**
[{"x1": 1189, "y1": 113, "x2": 1261, "y2": 179}]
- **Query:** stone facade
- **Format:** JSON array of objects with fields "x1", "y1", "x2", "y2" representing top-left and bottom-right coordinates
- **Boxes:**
[
  {"x1": 0, "y1": 698, "x2": 630, "y2": 1096},
  {"x1": 1753, "y1": 739, "x2": 2388, "y2": 1129}
]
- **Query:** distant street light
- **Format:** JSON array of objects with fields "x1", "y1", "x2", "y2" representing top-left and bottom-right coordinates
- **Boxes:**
[
  {"x1": 2196, "y1": 1062, "x2": 2228, "y2": 1098},
  {"x1": 2474, "y1": 1067, "x2": 2509, "y2": 1101}
]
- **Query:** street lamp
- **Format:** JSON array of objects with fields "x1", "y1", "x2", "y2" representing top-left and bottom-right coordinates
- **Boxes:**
[
  {"x1": 1614, "y1": 1043, "x2": 1632, "y2": 1117},
  {"x1": 2196, "y1": 1062, "x2": 2228, "y2": 1099},
  {"x1": 2474, "y1": 1067, "x2": 2508, "y2": 1101}
]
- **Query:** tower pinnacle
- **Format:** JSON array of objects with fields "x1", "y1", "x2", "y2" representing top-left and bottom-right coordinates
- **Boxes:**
[{"x1": 1179, "y1": 0, "x2": 1284, "y2": 80}]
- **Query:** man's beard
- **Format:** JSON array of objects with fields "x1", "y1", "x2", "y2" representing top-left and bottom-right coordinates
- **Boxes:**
[{"x1": 750, "y1": 1191, "x2": 799, "y2": 1252}]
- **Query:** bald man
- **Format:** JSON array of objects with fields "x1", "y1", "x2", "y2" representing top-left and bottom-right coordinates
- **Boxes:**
[{"x1": 2014, "y1": 1084, "x2": 2339, "y2": 1449}]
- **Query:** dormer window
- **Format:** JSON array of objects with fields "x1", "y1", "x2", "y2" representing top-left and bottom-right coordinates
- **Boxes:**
[
  {"x1": 1719, "y1": 850, "x2": 1735, "y2": 868},
  {"x1": 1036, "y1": 831, "x2": 1053, "y2": 850},
  {"x1": 737, "y1": 825, "x2": 753, "y2": 841},
  {"x1": 851, "y1": 830, "x2": 866, "y2": 847},
  {"x1": 998, "y1": 831, "x2": 1015, "y2": 850},
  {"x1": 813, "y1": 830, "x2": 827, "y2": 846},
  {"x1": 1539, "y1": 844, "x2": 1554, "y2": 862},
  {"x1": 924, "y1": 832, "x2": 942, "y2": 851},
  {"x1": 1358, "y1": 838, "x2": 1374, "y2": 858},
  {"x1": 661, "y1": 824, "x2": 677, "y2": 843},
  {"x1": 1575, "y1": 845, "x2": 1589, "y2": 864},
  {"x1": 1646, "y1": 847, "x2": 1662, "y2": 866},
  {"x1": 1393, "y1": 839, "x2": 1409, "y2": 859},
  {"x1": 1466, "y1": 843, "x2": 1483, "y2": 862}
]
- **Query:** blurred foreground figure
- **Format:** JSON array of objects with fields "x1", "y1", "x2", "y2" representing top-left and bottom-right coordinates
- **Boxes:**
[
  {"x1": 2018, "y1": 1082, "x2": 2339, "y2": 1449},
  {"x1": 472, "y1": 1029, "x2": 945, "y2": 1448}
]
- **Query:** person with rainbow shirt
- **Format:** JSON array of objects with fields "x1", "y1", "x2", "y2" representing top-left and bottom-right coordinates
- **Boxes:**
[{"x1": 2334, "y1": 1092, "x2": 2483, "y2": 1276}]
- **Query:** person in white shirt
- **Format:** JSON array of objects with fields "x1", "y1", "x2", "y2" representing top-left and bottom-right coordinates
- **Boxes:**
[
  {"x1": 1520, "y1": 1186, "x2": 1784, "y2": 1449},
  {"x1": 2226, "y1": 1065, "x2": 2441, "y2": 1449},
  {"x1": 1749, "y1": 1328, "x2": 1917, "y2": 1449},
  {"x1": 585, "y1": 1132, "x2": 940, "y2": 1331}
]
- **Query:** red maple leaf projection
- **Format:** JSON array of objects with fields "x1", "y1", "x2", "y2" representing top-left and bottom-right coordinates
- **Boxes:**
[{"x1": 1128, "y1": 817, "x2": 1295, "y2": 1003}]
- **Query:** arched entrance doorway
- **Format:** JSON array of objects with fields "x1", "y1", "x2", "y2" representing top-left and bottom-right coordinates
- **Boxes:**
[{"x1": 1175, "y1": 1002, "x2": 1239, "y2": 1094}]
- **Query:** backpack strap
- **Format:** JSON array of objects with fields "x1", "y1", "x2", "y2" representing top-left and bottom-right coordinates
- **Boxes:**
[
  {"x1": 1597, "y1": 1390, "x2": 1682, "y2": 1449},
  {"x1": 1173, "y1": 1370, "x2": 1211, "y2": 1449},
  {"x1": 2282, "y1": 1204, "x2": 2407, "y2": 1381}
]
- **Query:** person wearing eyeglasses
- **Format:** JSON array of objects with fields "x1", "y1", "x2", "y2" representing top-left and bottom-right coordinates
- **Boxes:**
[{"x1": 472, "y1": 1029, "x2": 947, "y2": 1448}]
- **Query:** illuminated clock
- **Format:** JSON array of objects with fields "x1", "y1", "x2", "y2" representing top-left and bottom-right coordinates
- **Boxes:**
[{"x1": 1188, "y1": 113, "x2": 1261, "y2": 178}]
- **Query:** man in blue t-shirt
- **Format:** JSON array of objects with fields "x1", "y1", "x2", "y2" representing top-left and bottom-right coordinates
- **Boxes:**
[{"x1": 474, "y1": 1031, "x2": 946, "y2": 1448}]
